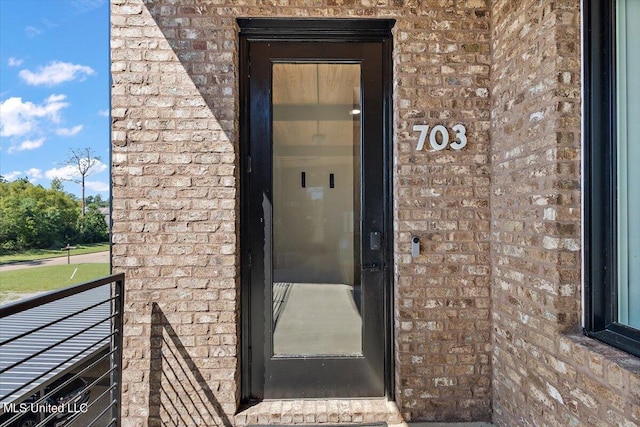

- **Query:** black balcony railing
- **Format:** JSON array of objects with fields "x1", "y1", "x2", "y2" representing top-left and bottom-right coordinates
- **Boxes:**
[{"x1": 0, "y1": 273, "x2": 124, "y2": 427}]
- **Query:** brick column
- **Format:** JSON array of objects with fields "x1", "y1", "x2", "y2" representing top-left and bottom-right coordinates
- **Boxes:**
[{"x1": 111, "y1": 1, "x2": 239, "y2": 425}]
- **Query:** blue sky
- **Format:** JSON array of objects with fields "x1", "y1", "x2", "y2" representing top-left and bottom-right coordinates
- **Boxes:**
[{"x1": 0, "y1": 0, "x2": 109, "y2": 199}]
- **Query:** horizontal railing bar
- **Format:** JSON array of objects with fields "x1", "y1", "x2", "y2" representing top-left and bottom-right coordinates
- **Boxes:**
[
  {"x1": 82, "y1": 385, "x2": 117, "y2": 427},
  {"x1": 83, "y1": 365, "x2": 116, "y2": 396},
  {"x1": 74, "y1": 347, "x2": 115, "y2": 375},
  {"x1": 85, "y1": 383, "x2": 117, "y2": 413},
  {"x1": 0, "y1": 273, "x2": 124, "y2": 318},
  {"x1": 86, "y1": 401, "x2": 117, "y2": 427},
  {"x1": 2, "y1": 337, "x2": 111, "y2": 401},
  {"x1": 0, "y1": 297, "x2": 115, "y2": 347},
  {"x1": 0, "y1": 314, "x2": 112, "y2": 376},
  {"x1": 27, "y1": 348, "x2": 115, "y2": 409},
  {"x1": 38, "y1": 405, "x2": 67, "y2": 427},
  {"x1": 38, "y1": 373, "x2": 116, "y2": 427},
  {"x1": 0, "y1": 407, "x2": 29, "y2": 426},
  {"x1": 2, "y1": 351, "x2": 114, "y2": 426}
]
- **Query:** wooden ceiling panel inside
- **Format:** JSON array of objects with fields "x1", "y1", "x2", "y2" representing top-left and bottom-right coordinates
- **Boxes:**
[
  {"x1": 273, "y1": 63, "x2": 361, "y2": 153},
  {"x1": 273, "y1": 63, "x2": 360, "y2": 105}
]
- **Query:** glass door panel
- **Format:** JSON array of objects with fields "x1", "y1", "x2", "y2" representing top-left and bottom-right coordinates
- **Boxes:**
[{"x1": 272, "y1": 63, "x2": 362, "y2": 356}]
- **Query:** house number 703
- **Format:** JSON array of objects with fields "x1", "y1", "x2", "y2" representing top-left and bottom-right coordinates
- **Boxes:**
[{"x1": 413, "y1": 124, "x2": 467, "y2": 151}]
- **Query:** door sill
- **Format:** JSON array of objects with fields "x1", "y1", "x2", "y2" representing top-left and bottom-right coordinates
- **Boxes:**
[{"x1": 235, "y1": 398, "x2": 402, "y2": 426}]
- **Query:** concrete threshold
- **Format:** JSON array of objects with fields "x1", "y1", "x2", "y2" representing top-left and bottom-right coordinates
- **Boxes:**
[
  {"x1": 397, "y1": 423, "x2": 494, "y2": 427},
  {"x1": 235, "y1": 399, "x2": 494, "y2": 427}
]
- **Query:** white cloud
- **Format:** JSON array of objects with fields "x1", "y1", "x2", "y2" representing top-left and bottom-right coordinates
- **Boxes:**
[
  {"x1": 46, "y1": 94, "x2": 67, "y2": 104},
  {"x1": 86, "y1": 180, "x2": 109, "y2": 192},
  {"x1": 0, "y1": 95, "x2": 69, "y2": 137},
  {"x1": 45, "y1": 165, "x2": 78, "y2": 181},
  {"x1": 56, "y1": 125, "x2": 83, "y2": 136},
  {"x1": 26, "y1": 168, "x2": 43, "y2": 179},
  {"x1": 70, "y1": 0, "x2": 106, "y2": 13},
  {"x1": 19, "y1": 61, "x2": 95, "y2": 86},
  {"x1": 98, "y1": 109, "x2": 109, "y2": 117},
  {"x1": 3, "y1": 171, "x2": 23, "y2": 181},
  {"x1": 2, "y1": 168, "x2": 43, "y2": 182},
  {"x1": 7, "y1": 138, "x2": 46, "y2": 153},
  {"x1": 8, "y1": 57, "x2": 24, "y2": 67},
  {"x1": 25, "y1": 26, "x2": 42, "y2": 38},
  {"x1": 45, "y1": 159, "x2": 107, "y2": 181}
]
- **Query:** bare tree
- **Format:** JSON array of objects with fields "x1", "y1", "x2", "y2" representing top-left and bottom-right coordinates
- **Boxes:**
[{"x1": 63, "y1": 147, "x2": 101, "y2": 216}]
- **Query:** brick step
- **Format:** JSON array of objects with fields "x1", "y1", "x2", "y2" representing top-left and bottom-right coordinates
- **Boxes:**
[{"x1": 234, "y1": 399, "x2": 403, "y2": 426}]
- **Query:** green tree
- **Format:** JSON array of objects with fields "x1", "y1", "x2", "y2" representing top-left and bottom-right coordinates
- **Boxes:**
[
  {"x1": 86, "y1": 193, "x2": 109, "y2": 207},
  {"x1": 77, "y1": 204, "x2": 109, "y2": 243},
  {"x1": 50, "y1": 178, "x2": 65, "y2": 192},
  {"x1": 0, "y1": 179, "x2": 81, "y2": 252}
]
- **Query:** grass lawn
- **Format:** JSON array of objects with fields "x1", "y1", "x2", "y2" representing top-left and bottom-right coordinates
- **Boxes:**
[
  {"x1": 0, "y1": 243, "x2": 109, "y2": 265},
  {"x1": 0, "y1": 263, "x2": 110, "y2": 303}
]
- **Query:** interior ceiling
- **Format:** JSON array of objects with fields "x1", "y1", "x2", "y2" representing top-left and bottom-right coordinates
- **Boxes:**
[
  {"x1": 273, "y1": 63, "x2": 361, "y2": 155},
  {"x1": 273, "y1": 63, "x2": 360, "y2": 105}
]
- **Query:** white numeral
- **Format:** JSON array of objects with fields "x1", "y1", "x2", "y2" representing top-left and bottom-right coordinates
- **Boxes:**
[
  {"x1": 413, "y1": 123, "x2": 468, "y2": 151},
  {"x1": 450, "y1": 124, "x2": 467, "y2": 150},
  {"x1": 413, "y1": 125, "x2": 429, "y2": 151},
  {"x1": 429, "y1": 125, "x2": 449, "y2": 151}
]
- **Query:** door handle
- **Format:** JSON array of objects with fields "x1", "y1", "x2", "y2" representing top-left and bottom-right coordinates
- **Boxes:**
[
  {"x1": 362, "y1": 261, "x2": 382, "y2": 271},
  {"x1": 370, "y1": 231, "x2": 381, "y2": 250}
]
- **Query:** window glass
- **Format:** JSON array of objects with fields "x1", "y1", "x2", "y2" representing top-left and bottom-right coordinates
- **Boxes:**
[
  {"x1": 616, "y1": 0, "x2": 640, "y2": 328},
  {"x1": 271, "y1": 63, "x2": 363, "y2": 356}
]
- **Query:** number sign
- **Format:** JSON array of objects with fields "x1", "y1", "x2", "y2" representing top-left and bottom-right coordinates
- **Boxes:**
[{"x1": 413, "y1": 124, "x2": 467, "y2": 151}]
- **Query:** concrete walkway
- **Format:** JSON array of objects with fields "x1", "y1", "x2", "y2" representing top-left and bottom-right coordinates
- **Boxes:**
[
  {"x1": 0, "y1": 251, "x2": 109, "y2": 272},
  {"x1": 404, "y1": 423, "x2": 494, "y2": 427}
]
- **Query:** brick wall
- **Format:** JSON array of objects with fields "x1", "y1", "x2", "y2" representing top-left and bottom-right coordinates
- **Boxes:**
[
  {"x1": 111, "y1": 1, "x2": 240, "y2": 425},
  {"x1": 111, "y1": 0, "x2": 493, "y2": 425},
  {"x1": 490, "y1": 0, "x2": 640, "y2": 425},
  {"x1": 393, "y1": 2, "x2": 492, "y2": 421}
]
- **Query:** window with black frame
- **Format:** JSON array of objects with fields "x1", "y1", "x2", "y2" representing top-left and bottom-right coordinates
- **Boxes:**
[{"x1": 584, "y1": 0, "x2": 640, "y2": 357}]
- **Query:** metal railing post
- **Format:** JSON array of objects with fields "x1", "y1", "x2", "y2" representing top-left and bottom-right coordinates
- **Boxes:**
[{"x1": 111, "y1": 275, "x2": 125, "y2": 426}]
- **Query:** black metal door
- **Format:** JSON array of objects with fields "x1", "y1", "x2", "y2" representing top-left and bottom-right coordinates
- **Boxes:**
[{"x1": 240, "y1": 20, "x2": 393, "y2": 400}]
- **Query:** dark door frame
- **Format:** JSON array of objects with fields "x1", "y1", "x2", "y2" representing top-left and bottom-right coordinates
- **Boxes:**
[{"x1": 238, "y1": 18, "x2": 395, "y2": 402}]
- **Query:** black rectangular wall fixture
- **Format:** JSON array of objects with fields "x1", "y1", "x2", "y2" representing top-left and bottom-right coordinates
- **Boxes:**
[
  {"x1": 329, "y1": 173, "x2": 335, "y2": 188},
  {"x1": 301, "y1": 171, "x2": 306, "y2": 188}
]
